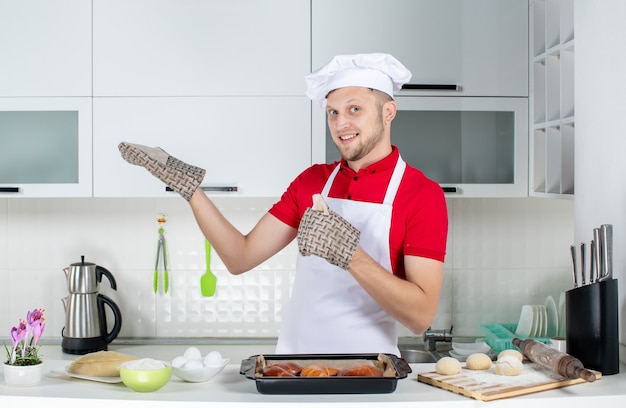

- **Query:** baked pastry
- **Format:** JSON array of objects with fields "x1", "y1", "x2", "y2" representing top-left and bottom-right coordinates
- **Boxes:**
[
  {"x1": 337, "y1": 364, "x2": 382, "y2": 377},
  {"x1": 465, "y1": 353, "x2": 492, "y2": 370},
  {"x1": 68, "y1": 351, "x2": 139, "y2": 377},
  {"x1": 435, "y1": 356, "x2": 461, "y2": 375},
  {"x1": 263, "y1": 362, "x2": 303, "y2": 377},
  {"x1": 495, "y1": 355, "x2": 523, "y2": 376},
  {"x1": 300, "y1": 364, "x2": 339, "y2": 377}
]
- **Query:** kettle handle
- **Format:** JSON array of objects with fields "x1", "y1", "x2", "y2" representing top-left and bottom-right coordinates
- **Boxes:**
[
  {"x1": 97, "y1": 294, "x2": 122, "y2": 344},
  {"x1": 97, "y1": 266, "x2": 118, "y2": 290}
]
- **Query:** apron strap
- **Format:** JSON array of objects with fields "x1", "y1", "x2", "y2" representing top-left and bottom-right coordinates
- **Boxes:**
[
  {"x1": 383, "y1": 156, "x2": 406, "y2": 205},
  {"x1": 321, "y1": 164, "x2": 341, "y2": 197}
]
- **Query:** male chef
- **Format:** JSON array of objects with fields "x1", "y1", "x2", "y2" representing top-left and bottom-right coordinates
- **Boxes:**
[{"x1": 118, "y1": 53, "x2": 448, "y2": 356}]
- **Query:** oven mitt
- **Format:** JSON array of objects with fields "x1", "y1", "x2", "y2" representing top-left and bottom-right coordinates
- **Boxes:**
[
  {"x1": 297, "y1": 194, "x2": 360, "y2": 270},
  {"x1": 118, "y1": 142, "x2": 205, "y2": 201}
]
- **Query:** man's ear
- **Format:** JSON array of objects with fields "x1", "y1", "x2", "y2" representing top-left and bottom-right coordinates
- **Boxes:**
[{"x1": 384, "y1": 100, "x2": 397, "y2": 125}]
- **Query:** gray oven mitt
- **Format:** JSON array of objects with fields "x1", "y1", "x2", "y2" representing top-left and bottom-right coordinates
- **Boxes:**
[
  {"x1": 118, "y1": 142, "x2": 205, "y2": 201},
  {"x1": 297, "y1": 194, "x2": 360, "y2": 270}
]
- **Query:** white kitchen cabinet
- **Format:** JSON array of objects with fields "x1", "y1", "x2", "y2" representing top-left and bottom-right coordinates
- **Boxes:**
[
  {"x1": 0, "y1": 98, "x2": 93, "y2": 197},
  {"x1": 93, "y1": 97, "x2": 311, "y2": 198},
  {"x1": 313, "y1": 97, "x2": 529, "y2": 197},
  {"x1": 530, "y1": 0, "x2": 575, "y2": 198},
  {"x1": 0, "y1": 0, "x2": 91, "y2": 97},
  {"x1": 312, "y1": 0, "x2": 528, "y2": 97},
  {"x1": 92, "y1": 0, "x2": 310, "y2": 97}
]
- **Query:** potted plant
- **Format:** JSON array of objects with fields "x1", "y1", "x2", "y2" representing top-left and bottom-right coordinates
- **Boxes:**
[{"x1": 3, "y1": 308, "x2": 46, "y2": 386}]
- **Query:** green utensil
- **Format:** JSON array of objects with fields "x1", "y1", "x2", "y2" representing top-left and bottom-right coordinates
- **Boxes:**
[{"x1": 200, "y1": 239, "x2": 217, "y2": 296}]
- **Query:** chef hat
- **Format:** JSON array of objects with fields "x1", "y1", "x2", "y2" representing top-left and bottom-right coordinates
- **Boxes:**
[{"x1": 305, "y1": 53, "x2": 412, "y2": 107}]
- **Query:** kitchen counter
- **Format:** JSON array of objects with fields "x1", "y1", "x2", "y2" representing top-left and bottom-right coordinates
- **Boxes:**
[{"x1": 2, "y1": 343, "x2": 625, "y2": 407}]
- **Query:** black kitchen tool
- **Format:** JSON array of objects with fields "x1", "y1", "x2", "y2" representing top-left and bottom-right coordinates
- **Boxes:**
[
  {"x1": 565, "y1": 278, "x2": 619, "y2": 375},
  {"x1": 240, "y1": 353, "x2": 411, "y2": 394}
]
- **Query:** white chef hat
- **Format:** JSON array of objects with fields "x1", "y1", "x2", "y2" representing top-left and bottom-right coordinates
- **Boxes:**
[{"x1": 305, "y1": 53, "x2": 412, "y2": 107}]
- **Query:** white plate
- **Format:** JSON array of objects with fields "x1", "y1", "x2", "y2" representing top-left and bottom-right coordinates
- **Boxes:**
[
  {"x1": 545, "y1": 295, "x2": 558, "y2": 337},
  {"x1": 50, "y1": 366, "x2": 122, "y2": 383},
  {"x1": 535, "y1": 305, "x2": 548, "y2": 337},
  {"x1": 515, "y1": 305, "x2": 534, "y2": 337},
  {"x1": 529, "y1": 305, "x2": 538, "y2": 338}
]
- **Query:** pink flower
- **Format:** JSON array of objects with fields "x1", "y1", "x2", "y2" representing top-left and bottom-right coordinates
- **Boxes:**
[
  {"x1": 10, "y1": 320, "x2": 27, "y2": 348},
  {"x1": 27, "y1": 308, "x2": 46, "y2": 346},
  {"x1": 6, "y1": 308, "x2": 46, "y2": 365}
]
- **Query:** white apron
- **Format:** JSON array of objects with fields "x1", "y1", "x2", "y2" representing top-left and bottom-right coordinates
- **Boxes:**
[{"x1": 276, "y1": 156, "x2": 407, "y2": 356}]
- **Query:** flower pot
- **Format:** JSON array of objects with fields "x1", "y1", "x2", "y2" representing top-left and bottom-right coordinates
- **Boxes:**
[{"x1": 3, "y1": 362, "x2": 43, "y2": 386}]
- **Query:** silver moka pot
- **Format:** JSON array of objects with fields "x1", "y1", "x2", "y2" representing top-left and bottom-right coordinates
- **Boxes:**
[{"x1": 61, "y1": 256, "x2": 122, "y2": 355}]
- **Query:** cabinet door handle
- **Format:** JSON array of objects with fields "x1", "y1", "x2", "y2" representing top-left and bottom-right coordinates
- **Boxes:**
[
  {"x1": 0, "y1": 187, "x2": 20, "y2": 193},
  {"x1": 401, "y1": 84, "x2": 460, "y2": 91},
  {"x1": 441, "y1": 186, "x2": 458, "y2": 193},
  {"x1": 166, "y1": 185, "x2": 238, "y2": 193}
]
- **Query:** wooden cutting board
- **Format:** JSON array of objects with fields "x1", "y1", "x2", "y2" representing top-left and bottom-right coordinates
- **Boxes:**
[{"x1": 418, "y1": 362, "x2": 601, "y2": 401}]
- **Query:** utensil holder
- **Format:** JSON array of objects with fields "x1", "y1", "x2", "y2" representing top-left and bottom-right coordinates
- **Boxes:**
[{"x1": 565, "y1": 279, "x2": 619, "y2": 375}]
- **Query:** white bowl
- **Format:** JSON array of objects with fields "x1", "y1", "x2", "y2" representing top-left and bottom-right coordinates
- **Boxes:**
[
  {"x1": 451, "y1": 341, "x2": 491, "y2": 356},
  {"x1": 172, "y1": 359, "x2": 229, "y2": 383}
]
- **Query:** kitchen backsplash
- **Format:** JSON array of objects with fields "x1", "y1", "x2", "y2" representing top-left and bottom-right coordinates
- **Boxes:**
[{"x1": 0, "y1": 196, "x2": 574, "y2": 341}]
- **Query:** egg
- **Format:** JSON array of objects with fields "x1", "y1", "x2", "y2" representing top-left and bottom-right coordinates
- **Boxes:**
[
  {"x1": 184, "y1": 359, "x2": 204, "y2": 369},
  {"x1": 183, "y1": 346, "x2": 202, "y2": 361},
  {"x1": 171, "y1": 355, "x2": 188, "y2": 368},
  {"x1": 203, "y1": 351, "x2": 223, "y2": 367}
]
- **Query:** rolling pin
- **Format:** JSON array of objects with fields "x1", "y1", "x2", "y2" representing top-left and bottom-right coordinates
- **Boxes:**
[{"x1": 512, "y1": 338, "x2": 596, "y2": 382}]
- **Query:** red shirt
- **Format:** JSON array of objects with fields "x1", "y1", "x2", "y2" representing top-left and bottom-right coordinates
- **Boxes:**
[{"x1": 269, "y1": 146, "x2": 448, "y2": 278}]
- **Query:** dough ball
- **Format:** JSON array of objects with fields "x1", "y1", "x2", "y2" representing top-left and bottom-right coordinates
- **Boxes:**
[
  {"x1": 465, "y1": 353, "x2": 492, "y2": 370},
  {"x1": 435, "y1": 356, "x2": 462, "y2": 375},
  {"x1": 497, "y1": 349, "x2": 524, "y2": 362},
  {"x1": 495, "y1": 355, "x2": 523, "y2": 376}
]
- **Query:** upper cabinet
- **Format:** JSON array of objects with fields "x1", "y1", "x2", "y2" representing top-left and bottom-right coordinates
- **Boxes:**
[
  {"x1": 0, "y1": 98, "x2": 93, "y2": 197},
  {"x1": 93, "y1": 97, "x2": 311, "y2": 198},
  {"x1": 529, "y1": 0, "x2": 575, "y2": 198},
  {"x1": 0, "y1": 0, "x2": 91, "y2": 97},
  {"x1": 91, "y1": 0, "x2": 312, "y2": 198},
  {"x1": 92, "y1": 0, "x2": 310, "y2": 97},
  {"x1": 312, "y1": 0, "x2": 528, "y2": 97},
  {"x1": 311, "y1": 0, "x2": 530, "y2": 197}
]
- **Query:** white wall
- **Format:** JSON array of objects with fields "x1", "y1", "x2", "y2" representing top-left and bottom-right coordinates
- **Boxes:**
[
  {"x1": 575, "y1": 0, "x2": 626, "y2": 362},
  {"x1": 0, "y1": 196, "x2": 574, "y2": 345}
]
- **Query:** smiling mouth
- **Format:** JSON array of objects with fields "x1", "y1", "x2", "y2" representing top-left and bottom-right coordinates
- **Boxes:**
[{"x1": 339, "y1": 133, "x2": 358, "y2": 142}]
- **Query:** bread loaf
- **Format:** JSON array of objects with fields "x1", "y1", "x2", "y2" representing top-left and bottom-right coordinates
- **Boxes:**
[
  {"x1": 263, "y1": 362, "x2": 303, "y2": 377},
  {"x1": 337, "y1": 364, "x2": 382, "y2": 377},
  {"x1": 300, "y1": 364, "x2": 339, "y2": 377},
  {"x1": 68, "y1": 351, "x2": 139, "y2": 377}
]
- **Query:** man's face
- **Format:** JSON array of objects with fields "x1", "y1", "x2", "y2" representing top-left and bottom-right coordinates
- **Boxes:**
[{"x1": 325, "y1": 87, "x2": 387, "y2": 165}]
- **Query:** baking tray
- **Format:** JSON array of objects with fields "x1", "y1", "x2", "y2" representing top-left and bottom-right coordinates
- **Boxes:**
[{"x1": 239, "y1": 353, "x2": 412, "y2": 394}]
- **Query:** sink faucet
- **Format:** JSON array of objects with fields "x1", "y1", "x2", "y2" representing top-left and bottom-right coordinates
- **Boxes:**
[{"x1": 423, "y1": 326, "x2": 453, "y2": 351}]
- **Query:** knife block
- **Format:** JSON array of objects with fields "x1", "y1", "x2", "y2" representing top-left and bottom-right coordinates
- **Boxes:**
[{"x1": 565, "y1": 279, "x2": 619, "y2": 375}]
